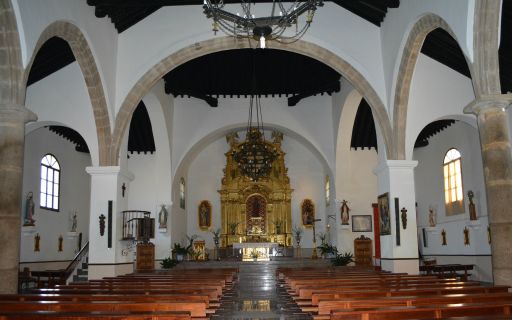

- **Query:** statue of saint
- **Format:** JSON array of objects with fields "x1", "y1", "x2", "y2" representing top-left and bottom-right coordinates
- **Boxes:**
[
  {"x1": 71, "y1": 211, "x2": 78, "y2": 232},
  {"x1": 158, "y1": 205, "x2": 168, "y2": 229},
  {"x1": 468, "y1": 190, "x2": 477, "y2": 220},
  {"x1": 341, "y1": 200, "x2": 350, "y2": 225},
  {"x1": 24, "y1": 192, "x2": 35, "y2": 226},
  {"x1": 428, "y1": 206, "x2": 436, "y2": 227},
  {"x1": 199, "y1": 202, "x2": 210, "y2": 228}
]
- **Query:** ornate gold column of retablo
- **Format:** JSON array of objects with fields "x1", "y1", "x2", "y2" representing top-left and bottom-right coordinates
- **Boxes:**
[{"x1": 219, "y1": 130, "x2": 293, "y2": 248}]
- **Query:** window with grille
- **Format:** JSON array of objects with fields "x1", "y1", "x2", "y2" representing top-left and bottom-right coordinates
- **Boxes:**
[
  {"x1": 40, "y1": 154, "x2": 60, "y2": 211},
  {"x1": 443, "y1": 148, "x2": 464, "y2": 215}
]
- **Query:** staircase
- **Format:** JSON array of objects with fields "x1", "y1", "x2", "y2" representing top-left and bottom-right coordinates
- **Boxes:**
[{"x1": 72, "y1": 257, "x2": 88, "y2": 282}]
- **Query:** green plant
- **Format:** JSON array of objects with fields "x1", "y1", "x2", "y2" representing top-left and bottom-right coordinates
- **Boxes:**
[
  {"x1": 228, "y1": 222, "x2": 239, "y2": 234},
  {"x1": 160, "y1": 257, "x2": 179, "y2": 269},
  {"x1": 318, "y1": 232, "x2": 327, "y2": 245},
  {"x1": 317, "y1": 243, "x2": 337, "y2": 256},
  {"x1": 332, "y1": 252, "x2": 354, "y2": 266},
  {"x1": 250, "y1": 249, "x2": 260, "y2": 259},
  {"x1": 172, "y1": 243, "x2": 189, "y2": 255}
]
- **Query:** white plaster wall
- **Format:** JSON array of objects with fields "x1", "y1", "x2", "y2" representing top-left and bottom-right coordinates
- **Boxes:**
[
  {"x1": 15, "y1": 0, "x2": 118, "y2": 114},
  {"x1": 414, "y1": 121, "x2": 491, "y2": 281},
  {"x1": 115, "y1": 3, "x2": 387, "y2": 112},
  {"x1": 185, "y1": 132, "x2": 327, "y2": 250},
  {"x1": 20, "y1": 128, "x2": 91, "y2": 264},
  {"x1": 25, "y1": 62, "x2": 100, "y2": 166},
  {"x1": 172, "y1": 95, "x2": 334, "y2": 179},
  {"x1": 406, "y1": 54, "x2": 476, "y2": 159},
  {"x1": 380, "y1": 0, "x2": 474, "y2": 110}
]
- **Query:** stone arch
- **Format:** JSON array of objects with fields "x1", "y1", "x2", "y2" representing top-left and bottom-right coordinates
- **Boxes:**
[
  {"x1": 472, "y1": 0, "x2": 502, "y2": 96},
  {"x1": 112, "y1": 37, "x2": 394, "y2": 165},
  {"x1": 0, "y1": 0, "x2": 24, "y2": 105},
  {"x1": 393, "y1": 14, "x2": 474, "y2": 160},
  {"x1": 23, "y1": 21, "x2": 111, "y2": 166}
]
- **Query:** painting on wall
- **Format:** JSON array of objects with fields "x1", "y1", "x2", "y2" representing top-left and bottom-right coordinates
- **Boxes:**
[
  {"x1": 378, "y1": 193, "x2": 391, "y2": 235},
  {"x1": 198, "y1": 200, "x2": 212, "y2": 230},
  {"x1": 352, "y1": 215, "x2": 372, "y2": 232},
  {"x1": 301, "y1": 199, "x2": 315, "y2": 228}
]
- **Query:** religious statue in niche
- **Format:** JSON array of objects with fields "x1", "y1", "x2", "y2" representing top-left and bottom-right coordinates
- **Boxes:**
[
  {"x1": 34, "y1": 233, "x2": 40, "y2": 252},
  {"x1": 158, "y1": 205, "x2": 168, "y2": 229},
  {"x1": 463, "y1": 227, "x2": 470, "y2": 246},
  {"x1": 58, "y1": 235, "x2": 63, "y2": 252},
  {"x1": 301, "y1": 199, "x2": 315, "y2": 227},
  {"x1": 24, "y1": 191, "x2": 35, "y2": 226},
  {"x1": 441, "y1": 229, "x2": 447, "y2": 246},
  {"x1": 198, "y1": 201, "x2": 212, "y2": 230},
  {"x1": 467, "y1": 190, "x2": 478, "y2": 220},
  {"x1": 428, "y1": 205, "x2": 437, "y2": 227},
  {"x1": 340, "y1": 200, "x2": 350, "y2": 225}
]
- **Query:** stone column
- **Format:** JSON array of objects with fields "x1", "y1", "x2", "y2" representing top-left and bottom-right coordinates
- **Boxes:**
[
  {"x1": 0, "y1": 105, "x2": 36, "y2": 293},
  {"x1": 374, "y1": 160, "x2": 419, "y2": 274},
  {"x1": 465, "y1": 95, "x2": 512, "y2": 286}
]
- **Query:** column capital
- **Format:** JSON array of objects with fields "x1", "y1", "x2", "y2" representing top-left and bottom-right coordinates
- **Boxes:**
[
  {"x1": 0, "y1": 104, "x2": 37, "y2": 123},
  {"x1": 373, "y1": 160, "x2": 418, "y2": 176},
  {"x1": 463, "y1": 94, "x2": 512, "y2": 115},
  {"x1": 86, "y1": 166, "x2": 135, "y2": 181}
]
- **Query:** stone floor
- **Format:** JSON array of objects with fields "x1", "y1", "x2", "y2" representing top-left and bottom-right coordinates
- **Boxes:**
[{"x1": 200, "y1": 259, "x2": 329, "y2": 320}]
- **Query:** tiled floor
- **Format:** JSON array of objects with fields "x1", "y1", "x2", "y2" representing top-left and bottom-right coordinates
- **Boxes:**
[{"x1": 211, "y1": 261, "x2": 313, "y2": 320}]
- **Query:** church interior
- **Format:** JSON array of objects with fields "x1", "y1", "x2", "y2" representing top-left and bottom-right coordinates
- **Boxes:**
[{"x1": 2, "y1": 0, "x2": 512, "y2": 318}]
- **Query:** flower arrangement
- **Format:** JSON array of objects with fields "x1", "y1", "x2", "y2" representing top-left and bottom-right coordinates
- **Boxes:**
[
  {"x1": 292, "y1": 225, "x2": 303, "y2": 246},
  {"x1": 228, "y1": 222, "x2": 239, "y2": 235},
  {"x1": 211, "y1": 227, "x2": 222, "y2": 246}
]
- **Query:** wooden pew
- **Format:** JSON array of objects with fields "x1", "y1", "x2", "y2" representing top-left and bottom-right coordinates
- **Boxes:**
[{"x1": 0, "y1": 310, "x2": 192, "y2": 319}]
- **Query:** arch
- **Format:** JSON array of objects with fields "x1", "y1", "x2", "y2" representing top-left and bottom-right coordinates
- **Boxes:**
[
  {"x1": 112, "y1": 37, "x2": 394, "y2": 166},
  {"x1": 0, "y1": 0, "x2": 24, "y2": 105},
  {"x1": 171, "y1": 122, "x2": 333, "y2": 185},
  {"x1": 472, "y1": 0, "x2": 502, "y2": 96},
  {"x1": 393, "y1": 14, "x2": 474, "y2": 160},
  {"x1": 23, "y1": 21, "x2": 111, "y2": 166}
]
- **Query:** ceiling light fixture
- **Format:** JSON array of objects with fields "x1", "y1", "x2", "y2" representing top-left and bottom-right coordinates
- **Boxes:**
[{"x1": 203, "y1": 0, "x2": 324, "y2": 48}]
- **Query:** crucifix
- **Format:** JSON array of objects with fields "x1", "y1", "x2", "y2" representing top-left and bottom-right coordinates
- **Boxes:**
[
  {"x1": 121, "y1": 183, "x2": 126, "y2": 197},
  {"x1": 310, "y1": 218, "x2": 321, "y2": 259}
]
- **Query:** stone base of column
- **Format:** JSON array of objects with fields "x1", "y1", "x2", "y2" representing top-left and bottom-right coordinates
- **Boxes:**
[
  {"x1": 381, "y1": 258, "x2": 419, "y2": 275},
  {"x1": 88, "y1": 263, "x2": 134, "y2": 280}
]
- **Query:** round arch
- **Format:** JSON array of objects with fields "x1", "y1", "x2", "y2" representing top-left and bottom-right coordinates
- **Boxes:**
[
  {"x1": 23, "y1": 21, "x2": 112, "y2": 166},
  {"x1": 172, "y1": 122, "x2": 333, "y2": 186},
  {"x1": 392, "y1": 13, "x2": 475, "y2": 160},
  {"x1": 112, "y1": 37, "x2": 394, "y2": 166}
]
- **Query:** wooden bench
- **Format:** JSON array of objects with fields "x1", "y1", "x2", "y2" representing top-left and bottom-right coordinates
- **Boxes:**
[{"x1": 0, "y1": 310, "x2": 192, "y2": 319}]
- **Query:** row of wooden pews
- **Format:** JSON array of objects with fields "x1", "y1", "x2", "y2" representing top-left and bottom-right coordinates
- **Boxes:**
[
  {"x1": 0, "y1": 268, "x2": 238, "y2": 319},
  {"x1": 278, "y1": 266, "x2": 512, "y2": 320}
]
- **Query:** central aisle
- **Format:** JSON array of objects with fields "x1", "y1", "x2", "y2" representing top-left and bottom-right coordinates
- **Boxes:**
[{"x1": 213, "y1": 262, "x2": 308, "y2": 319}]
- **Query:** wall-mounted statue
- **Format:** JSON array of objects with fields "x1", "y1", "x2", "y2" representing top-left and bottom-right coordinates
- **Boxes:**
[
  {"x1": 428, "y1": 206, "x2": 437, "y2": 227},
  {"x1": 24, "y1": 191, "x2": 35, "y2": 226},
  {"x1": 158, "y1": 205, "x2": 168, "y2": 229},
  {"x1": 341, "y1": 200, "x2": 350, "y2": 225},
  {"x1": 467, "y1": 190, "x2": 477, "y2": 221}
]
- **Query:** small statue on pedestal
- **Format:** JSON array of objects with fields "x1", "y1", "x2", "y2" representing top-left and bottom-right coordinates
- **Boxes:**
[
  {"x1": 428, "y1": 206, "x2": 436, "y2": 227},
  {"x1": 467, "y1": 190, "x2": 477, "y2": 220}
]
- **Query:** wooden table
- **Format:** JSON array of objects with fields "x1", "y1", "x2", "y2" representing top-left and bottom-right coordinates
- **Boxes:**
[{"x1": 419, "y1": 264, "x2": 473, "y2": 281}]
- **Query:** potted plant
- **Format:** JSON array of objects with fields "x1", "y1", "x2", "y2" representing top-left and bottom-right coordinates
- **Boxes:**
[
  {"x1": 292, "y1": 225, "x2": 303, "y2": 247},
  {"x1": 317, "y1": 243, "x2": 338, "y2": 258},
  {"x1": 172, "y1": 243, "x2": 189, "y2": 261},
  {"x1": 331, "y1": 252, "x2": 354, "y2": 266},
  {"x1": 250, "y1": 249, "x2": 260, "y2": 261},
  {"x1": 160, "y1": 257, "x2": 178, "y2": 269}
]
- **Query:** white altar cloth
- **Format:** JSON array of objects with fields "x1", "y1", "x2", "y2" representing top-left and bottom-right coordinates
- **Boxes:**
[{"x1": 233, "y1": 242, "x2": 279, "y2": 261}]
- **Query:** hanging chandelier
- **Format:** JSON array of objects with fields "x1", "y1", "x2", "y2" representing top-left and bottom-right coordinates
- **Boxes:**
[
  {"x1": 232, "y1": 56, "x2": 279, "y2": 181},
  {"x1": 202, "y1": 0, "x2": 324, "y2": 48}
]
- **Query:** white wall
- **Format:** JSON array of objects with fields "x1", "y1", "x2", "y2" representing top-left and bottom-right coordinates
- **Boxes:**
[
  {"x1": 406, "y1": 54, "x2": 476, "y2": 159},
  {"x1": 414, "y1": 121, "x2": 491, "y2": 282},
  {"x1": 20, "y1": 127, "x2": 91, "y2": 267},
  {"x1": 25, "y1": 62, "x2": 100, "y2": 166}
]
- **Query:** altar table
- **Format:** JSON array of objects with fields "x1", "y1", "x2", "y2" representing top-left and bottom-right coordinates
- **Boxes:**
[{"x1": 233, "y1": 242, "x2": 279, "y2": 261}]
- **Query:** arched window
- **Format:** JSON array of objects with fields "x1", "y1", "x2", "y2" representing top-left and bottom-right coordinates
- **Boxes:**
[
  {"x1": 40, "y1": 154, "x2": 60, "y2": 211},
  {"x1": 179, "y1": 177, "x2": 186, "y2": 209},
  {"x1": 325, "y1": 175, "x2": 330, "y2": 206},
  {"x1": 443, "y1": 148, "x2": 464, "y2": 215}
]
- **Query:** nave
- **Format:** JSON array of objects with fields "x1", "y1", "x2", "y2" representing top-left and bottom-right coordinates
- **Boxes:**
[{"x1": 2, "y1": 259, "x2": 512, "y2": 319}]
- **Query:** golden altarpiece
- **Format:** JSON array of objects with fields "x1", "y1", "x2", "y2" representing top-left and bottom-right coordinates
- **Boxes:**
[{"x1": 219, "y1": 131, "x2": 293, "y2": 248}]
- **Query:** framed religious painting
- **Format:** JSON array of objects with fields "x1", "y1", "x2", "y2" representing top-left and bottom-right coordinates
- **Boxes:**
[
  {"x1": 378, "y1": 192, "x2": 391, "y2": 235},
  {"x1": 301, "y1": 199, "x2": 315, "y2": 228},
  {"x1": 352, "y1": 215, "x2": 372, "y2": 232},
  {"x1": 198, "y1": 200, "x2": 212, "y2": 230}
]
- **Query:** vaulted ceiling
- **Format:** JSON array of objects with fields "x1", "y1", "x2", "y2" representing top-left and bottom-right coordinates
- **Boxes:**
[{"x1": 26, "y1": 1, "x2": 512, "y2": 153}]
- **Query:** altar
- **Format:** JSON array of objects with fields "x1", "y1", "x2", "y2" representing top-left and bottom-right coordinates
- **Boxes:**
[{"x1": 233, "y1": 242, "x2": 279, "y2": 261}]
